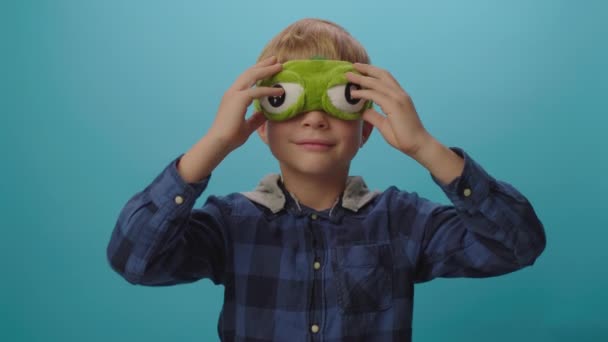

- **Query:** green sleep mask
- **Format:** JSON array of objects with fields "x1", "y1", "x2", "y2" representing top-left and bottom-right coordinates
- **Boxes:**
[{"x1": 253, "y1": 59, "x2": 372, "y2": 121}]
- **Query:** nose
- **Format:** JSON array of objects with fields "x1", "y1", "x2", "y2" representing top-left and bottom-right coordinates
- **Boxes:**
[{"x1": 300, "y1": 110, "x2": 329, "y2": 129}]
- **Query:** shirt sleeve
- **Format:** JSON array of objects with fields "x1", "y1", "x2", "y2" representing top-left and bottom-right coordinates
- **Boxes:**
[
  {"x1": 106, "y1": 154, "x2": 228, "y2": 286},
  {"x1": 413, "y1": 147, "x2": 546, "y2": 282}
]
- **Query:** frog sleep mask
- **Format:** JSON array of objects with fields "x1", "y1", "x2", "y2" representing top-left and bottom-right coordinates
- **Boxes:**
[{"x1": 253, "y1": 59, "x2": 373, "y2": 121}]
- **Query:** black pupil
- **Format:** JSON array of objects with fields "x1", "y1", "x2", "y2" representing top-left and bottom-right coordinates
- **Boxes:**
[
  {"x1": 345, "y1": 83, "x2": 361, "y2": 105},
  {"x1": 269, "y1": 84, "x2": 286, "y2": 107}
]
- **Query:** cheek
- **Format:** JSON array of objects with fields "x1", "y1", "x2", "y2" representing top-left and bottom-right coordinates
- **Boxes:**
[
  {"x1": 265, "y1": 123, "x2": 291, "y2": 149},
  {"x1": 336, "y1": 122, "x2": 364, "y2": 156},
  {"x1": 265, "y1": 122, "x2": 282, "y2": 140},
  {"x1": 342, "y1": 121, "x2": 364, "y2": 142}
]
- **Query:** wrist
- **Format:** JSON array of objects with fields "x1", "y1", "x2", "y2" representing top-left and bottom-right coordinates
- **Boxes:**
[
  {"x1": 177, "y1": 133, "x2": 233, "y2": 184},
  {"x1": 411, "y1": 137, "x2": 465, "y2": 185},
  {"x1": 406, "y1": 131, "x2": 435, "y2": 159},
  {"x1": 203, "y1": 130, "x2": 238, "y2": 156}
]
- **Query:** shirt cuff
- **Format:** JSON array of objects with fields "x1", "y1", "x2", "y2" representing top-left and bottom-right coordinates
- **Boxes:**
[
  {"x1": 148, "y1": 154, "x2": 210, "y2": 208},
  {"x1": 430, "y1": 147, "x2": 495, "y2": 214}
]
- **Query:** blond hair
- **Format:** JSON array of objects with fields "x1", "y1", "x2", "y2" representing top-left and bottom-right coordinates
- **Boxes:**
[{"x1": 257, "y1": 18, "x2": 370, "y2": 64}]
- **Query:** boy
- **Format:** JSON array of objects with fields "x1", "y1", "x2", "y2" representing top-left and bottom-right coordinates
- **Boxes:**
[{"x1": 107, "y1": 18, "x2": 546, "y2": 341}]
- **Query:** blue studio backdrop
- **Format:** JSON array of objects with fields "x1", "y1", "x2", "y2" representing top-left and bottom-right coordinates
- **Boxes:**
[{"x1": 2, "y1": 0, "x2": 607, "y2": 341}]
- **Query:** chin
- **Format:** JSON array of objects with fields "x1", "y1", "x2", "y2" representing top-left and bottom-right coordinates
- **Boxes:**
[{"x1": 291, "y1": 161, "x2": 350, "y2": 178}]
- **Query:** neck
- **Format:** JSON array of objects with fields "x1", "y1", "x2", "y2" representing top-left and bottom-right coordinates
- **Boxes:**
[{"x1": 280, "y1": 169, "x2": 348, "y2": 211}]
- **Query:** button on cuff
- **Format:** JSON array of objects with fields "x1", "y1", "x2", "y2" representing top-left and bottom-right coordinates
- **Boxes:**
[{"x1": 149, "y1": 155, "x2": 209, "y2": 206}]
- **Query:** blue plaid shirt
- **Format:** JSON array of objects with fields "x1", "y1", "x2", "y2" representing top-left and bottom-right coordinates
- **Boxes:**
[{"x1": 107, "y1": 147, "x2": 546, "y2": 341}]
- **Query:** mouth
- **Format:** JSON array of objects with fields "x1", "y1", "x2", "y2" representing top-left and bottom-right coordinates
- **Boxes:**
[{"x1": 294, "y1": 139, "x2": 336, "y2": 151}]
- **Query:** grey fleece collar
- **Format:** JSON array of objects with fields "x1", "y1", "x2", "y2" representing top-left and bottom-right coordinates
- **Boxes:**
[{"x1": 241, "y1": 174, "x2": 380, "y2": 214}]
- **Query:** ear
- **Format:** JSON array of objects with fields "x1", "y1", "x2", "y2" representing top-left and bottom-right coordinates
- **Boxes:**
[
  {"x1": 360, "y1": 121, "x2": 373, "y2": 147},
  {"x1": 257, "y1": 121, "x2": 269, "y2": 145}
]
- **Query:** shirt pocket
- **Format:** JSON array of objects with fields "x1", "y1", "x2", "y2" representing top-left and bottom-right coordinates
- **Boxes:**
[{"x1": 332, "y1": 242, "x2": 393, "y2": 313}]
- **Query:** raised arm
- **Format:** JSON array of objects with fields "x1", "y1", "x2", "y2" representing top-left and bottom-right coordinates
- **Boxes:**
[{"x1": 106, "y1": 56, "x2": 284, "y2": 285}]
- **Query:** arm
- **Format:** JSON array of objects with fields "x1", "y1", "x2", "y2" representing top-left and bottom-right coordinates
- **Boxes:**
[
  {"x1": 106, "y1": 157, "x2": 228, "y2": 285},
  {"x1": 411, "y1": 147, "x2": 546, "y2": 282},
  {"x1": 177, "y1": 56, "x2": 284, "y2": 183},
  {"x1": 106, "y1": 56, "x2": 284, "y2": 285},
  {"x1": 347, "y1": 64, "x2": 545, "y2": 281}
]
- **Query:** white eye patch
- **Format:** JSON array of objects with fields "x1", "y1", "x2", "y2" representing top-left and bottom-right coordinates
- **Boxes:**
[
  {"x1": 327, "y1": 83, "x2": 365, "y2": 114},
  {"x1": 259, "y1": 82, "x2": 304, "y2": 115}
]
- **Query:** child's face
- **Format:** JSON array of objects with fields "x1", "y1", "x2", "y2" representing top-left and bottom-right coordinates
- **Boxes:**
[{"x1": 257, "y1": 110, "x2": 372, "y2": 178}]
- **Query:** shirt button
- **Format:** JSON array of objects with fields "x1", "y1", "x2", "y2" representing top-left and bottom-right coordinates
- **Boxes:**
[
  {"x1": 311, "y1": 324, "x2": 320, "y2": 333},
  {"x1": 313, "y1": 261, "x2": 321, "y2": 270},
  {"x1": 174, "y1": 195, "x2": 184, "y2": 204},
  {"x1": 310, "y1": 213, "x2": 318, "y2": 220},
  {"x1": 463, "y1": 188, "x2": 472, "y2": 197}
]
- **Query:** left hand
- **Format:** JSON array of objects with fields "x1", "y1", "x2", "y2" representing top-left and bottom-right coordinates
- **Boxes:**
[{"x1": 346, "y1": 63, "x2": 432, "y2": 157}]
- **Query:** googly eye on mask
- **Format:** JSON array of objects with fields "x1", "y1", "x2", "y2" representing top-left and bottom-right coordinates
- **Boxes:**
[{"x1": 253, "y1": 59, "x2": 373, "y2": 121}]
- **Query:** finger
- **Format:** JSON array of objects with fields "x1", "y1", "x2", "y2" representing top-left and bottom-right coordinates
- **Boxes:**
[
  {"x1": 346, "y1": 72, "x2": 394, "y2": 98},
  {"x1": 350, "y1": 89, "x2": 392, "y2": 110},
  {"x1": 234, "y1": 63, "x2": 283, "y2": 90},
  {"x1": 245, "y1": 111, "x2": 267, "y2": 134},
  {"x1": 246, "y1": 86, "x2": 284, "y2": 101},
  {"x1": 352, "y1": 63, "x2": 388, "y2": 79},
  {"x1": 255, "y1": 55, "x2": 277, "y2": 67},
  {"x1": 353, "y1": 63, "x2": 402, "y2": 88}
]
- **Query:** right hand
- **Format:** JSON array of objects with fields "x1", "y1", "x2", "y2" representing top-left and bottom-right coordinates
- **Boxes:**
[{"x1": 206, "y1": 56, "x2": 284, "y2": 152}]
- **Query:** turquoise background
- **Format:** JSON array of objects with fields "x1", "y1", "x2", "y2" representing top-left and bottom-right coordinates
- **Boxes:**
[{"x1": 2, "y1": 0, "x2": 606, "y2": 341}]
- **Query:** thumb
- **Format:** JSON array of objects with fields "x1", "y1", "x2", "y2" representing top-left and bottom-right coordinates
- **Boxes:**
[
  {"x1": 245, "y1": 111, "x2": 267, "y2": 135},
  {"x1": 361, "y1": 108, "x2": 397, "y2": 148},
  {"x1": 361, "y1": 108, "x2": 385, "y2": 130}
]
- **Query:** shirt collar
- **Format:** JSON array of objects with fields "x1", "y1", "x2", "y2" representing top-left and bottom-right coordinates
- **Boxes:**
[{"x1": 241, "y1": 174, "x2": 380, "y2": 214}]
